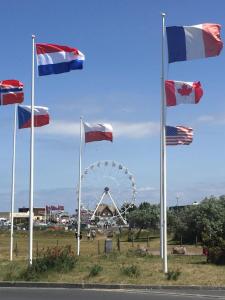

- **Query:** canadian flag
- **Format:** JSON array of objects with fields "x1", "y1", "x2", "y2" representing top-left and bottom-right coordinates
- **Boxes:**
[
  {"x1": 165, "y1": 80, "x2": 203, "y2": 106},
  {"x1": 83, "y1": 122, "x2": 113, "y2": 143}
]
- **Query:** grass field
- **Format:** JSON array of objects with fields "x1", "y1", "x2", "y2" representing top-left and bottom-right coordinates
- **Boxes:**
[{"x1": 0, "y1": 229, "x2": 225, "y2": 286}]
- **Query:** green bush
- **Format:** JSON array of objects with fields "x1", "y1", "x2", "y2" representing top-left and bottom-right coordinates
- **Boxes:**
[
  {"x1": 100, "y1": 251, "x2": 118, "y2": 260},
  {"x1": 20, "y1": 245, "x2": 77, "y2": 281},
  {"x1": 88, "y1": 264, "x2": 103, "y2": 277},
  {"x1": 208, "y1": 245, "x2": 225, "y2": 265},
  {"x1": 3, "y1": 263, "x2": 21, "y2": 281},
  {"x1": 166, "y1": 269, "x2": 181, "y2": 281},
  {"x1": 126, "y1": 247, "x2": 153, "y2": 258},
  {"x1": 121, "y1": 264, "x2": 140, "y2": 278}
]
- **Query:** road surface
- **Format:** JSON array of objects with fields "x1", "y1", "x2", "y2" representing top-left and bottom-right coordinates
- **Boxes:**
[{"x1": 0, "y1": 288, "x2": 225, "y2": 300}]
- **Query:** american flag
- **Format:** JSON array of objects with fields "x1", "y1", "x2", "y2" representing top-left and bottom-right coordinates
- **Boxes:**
[{"x1": 166, "y1": 126, "x2": 193, "y2": 145}]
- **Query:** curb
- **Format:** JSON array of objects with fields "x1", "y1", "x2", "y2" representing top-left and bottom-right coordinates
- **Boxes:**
[{"x1": 0, "y1": 282, "x2": 225, "y2": 290}]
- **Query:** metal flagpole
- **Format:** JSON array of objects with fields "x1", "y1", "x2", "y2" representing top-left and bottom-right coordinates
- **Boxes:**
[
  {"x1": 160, "y1": 13, "x2": 168, "y2": 273},
  {"x1": 77, "y1": 116, "x2": 83, "y2": 256},
  {"x1": 160, "y1": 12, "x2": 165, "y2": 260},
  {"x1": 44, "y1": 206, "x2": 47, "y2": 224},
  {"x1": 10, "y1": 104, "x2": 17, "y2": 261},
  {"x1": 29, "y1": 34, "x2": 35, "y2": 265}
]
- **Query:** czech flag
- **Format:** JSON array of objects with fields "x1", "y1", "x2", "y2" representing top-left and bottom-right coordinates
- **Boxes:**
[
  {"x1": 165, "y1": 80, "x2": 203, "y2": 106},
  {"x1": 83, "y1": 122, "x2": 113, "y2": 143},
  {"x1": 18, "y1": 105, "x2": 50, "y2": 129},
  {"x1": 166, "y1": 23, "x2": 223, "y2": 63},
  {"x1": 0, "y1": 80, "x2": 24, "y2": 106},
  {"x1": 36, "y1": 43, "x2": 85, "y2": 76}
]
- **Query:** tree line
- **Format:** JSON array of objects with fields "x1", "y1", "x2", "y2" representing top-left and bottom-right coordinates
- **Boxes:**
[{"x1": 125, "y1": 195, "x2": 225, "y2": 264}]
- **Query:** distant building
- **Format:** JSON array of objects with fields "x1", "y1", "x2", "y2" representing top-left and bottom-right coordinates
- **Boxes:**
[
  {"x1": 0, "y1": 211, "x2": 30, "y2": 225},
  {"x1": 18, "y1": 207, "x2": 46, "y2": 222},
  {"x1": 57, "y1": 212, "x2": 70, "y2": 224},
  {"x1": 96, "y1": 204, "x2": 116, "y2": 218},
  {"x1": 192, "y1": 201, "x2": 199, "y2": 205},
  {"x1": 169, "y1": 202, "x2": 199, "y2": 212}
]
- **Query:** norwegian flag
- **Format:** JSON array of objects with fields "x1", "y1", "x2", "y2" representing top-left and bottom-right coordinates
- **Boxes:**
[{"x1": 0, "y1": 80, "x2": 24, "y2": 106}]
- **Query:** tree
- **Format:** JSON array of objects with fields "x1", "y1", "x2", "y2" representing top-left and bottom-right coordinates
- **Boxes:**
[
  {"x1": 170, "y1": 195, "x2": 225, "y2": 245},
  {"x1": 120, "y1": 203, "x2": 137, "y2": 214},
  {"x1": 128, "y1": 203, "x2": 160, "y2": 236}
]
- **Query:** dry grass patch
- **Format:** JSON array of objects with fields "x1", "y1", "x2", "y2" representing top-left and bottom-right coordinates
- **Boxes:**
[{"x1": 0, "y1": 230, "x2": 225, "y2": 286}]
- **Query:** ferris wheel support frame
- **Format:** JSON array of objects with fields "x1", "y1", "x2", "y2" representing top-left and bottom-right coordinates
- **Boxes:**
[
  {"x1": 81, "y1": 160, "x2": 136, "y2": 224},
  {"x1": 91, "y1": 188, "x2": 127, "y2": 225},
  {"x1": 90, "y1": 191, "x2": 105, "y2": 221}
]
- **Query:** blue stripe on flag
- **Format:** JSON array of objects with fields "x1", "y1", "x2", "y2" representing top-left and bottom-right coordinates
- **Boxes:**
[
  {"x1": 18, "y1": 106, "x2": 31, "y2": 129},
  {"x1": 38, "y1": 60, "x2": 83, "y2": 76},
  {"x1": 0, "y1": 88, "x2": 23, "y2": 93},
  {"x1": 166, "y1": 26, "x2": 186, "y2": 63}
]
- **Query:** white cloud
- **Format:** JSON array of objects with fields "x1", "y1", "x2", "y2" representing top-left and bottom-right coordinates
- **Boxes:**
[
  {"x1": 197, "y1": 114, "x2": 225, "y2": 124},
  {"x1": 39, "y1": 120, "x2": 159, "y2": 139},
  {"x1": 138, "y1": 186, "x2": 157, "y2": 192},
  {"x1": 197, "y1": 115, "x2": 215, "y2": 123},
  {"x1": 40, "y1": 121, "x2": 80, "y2": 136},
  {"x1": 113, "y1": 121, "x2": 159, "y2": 138}
]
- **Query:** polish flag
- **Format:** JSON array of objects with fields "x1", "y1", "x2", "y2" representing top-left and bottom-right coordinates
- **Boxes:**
[
  {"x1": 83, "y1": 122, "x2": 113, "y2": 143},
  {"x1": 165, "y1": 80, "x2": 203, "y2": 106}
]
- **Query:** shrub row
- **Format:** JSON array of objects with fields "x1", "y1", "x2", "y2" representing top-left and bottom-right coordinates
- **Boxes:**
[{"x1": 20, "y1": 245, "x2": 77, "y2": 281}]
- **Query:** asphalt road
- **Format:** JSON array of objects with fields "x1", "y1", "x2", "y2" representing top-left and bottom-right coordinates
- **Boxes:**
[{"x1": 0, "y1": 288, "x2": 225, "y2": 300}]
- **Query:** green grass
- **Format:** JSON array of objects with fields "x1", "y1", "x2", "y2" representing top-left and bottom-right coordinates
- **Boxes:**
[
  {"x1": 0, "y1": 230, "x2": 224, "y2": 286},
  {"x1": 1, "y1": 253, "x2": 225, "y2": 286}
]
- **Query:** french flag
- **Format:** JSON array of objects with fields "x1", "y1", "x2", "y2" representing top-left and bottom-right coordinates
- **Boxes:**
[
  {"x1": 165, "y1": 80, "x2": 203, "y2": 106},
  {"x1": 166, "y1": 23, "x2": 223, "y2": 63},
  {"x1": 83, "y1": 122, "x2": 113, "y2": 143},
  {"x1": 18, "y1": 105, "x2": 50, "y2": 129},
  {"x1": 36, "y1": 43, "x2": 85, "y2": 76},
  {"x1": 0, "y1": 80, "x2": 24, "y2": 106}
]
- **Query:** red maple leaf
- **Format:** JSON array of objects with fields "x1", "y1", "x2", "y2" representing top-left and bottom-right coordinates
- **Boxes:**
[{"x1": 177, "y1": 84, "x2": 192, "y2": 96}]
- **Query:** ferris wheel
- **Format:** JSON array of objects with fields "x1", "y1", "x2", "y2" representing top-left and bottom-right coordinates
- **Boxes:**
[{"x1": 80, "y1": 160, "x2": 136, "y2": 224}]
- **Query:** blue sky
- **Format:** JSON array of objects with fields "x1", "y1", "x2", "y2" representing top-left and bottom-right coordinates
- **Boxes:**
[{"x1": 0, "y1": 0, "x2": 225, "y2": 212}]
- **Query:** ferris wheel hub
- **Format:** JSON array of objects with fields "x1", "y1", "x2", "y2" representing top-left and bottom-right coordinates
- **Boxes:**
[{"x1": 104, "y1": 187, "x2": 110, "y2": 193}]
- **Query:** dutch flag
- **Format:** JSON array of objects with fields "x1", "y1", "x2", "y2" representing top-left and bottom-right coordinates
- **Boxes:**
[{"x1": 36, "y1": 43, "x2": 85, "y2": 76}]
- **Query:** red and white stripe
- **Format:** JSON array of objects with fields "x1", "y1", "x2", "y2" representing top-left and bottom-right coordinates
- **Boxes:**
[
  {"x1": 165, "y1": 80, "x2": 203, "y2": 106},
  {"x1": 36, "y1": 44, "x2": 85, "y2": 66},
  {"x1": 184, "y1": 24, "x2": 223, "y2": 60},
  {"x1": 83, "y1": 122, "x2": 113, "y2": 143},
  {"x1": 18, "y1": 105, "x2": 50, "y2": 129}
]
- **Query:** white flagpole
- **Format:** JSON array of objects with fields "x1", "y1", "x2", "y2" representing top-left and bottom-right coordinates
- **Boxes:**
[
  {"x1": 45, "y1": 206, "x2": 47, "y2": 224},
  {"x1": 160, "y1": 13, "x2": 168, "y2": 273},
  {"x1": 77, "y1": 116, "x2": 83, "y2": 256},
  {"x1": 10, "y1": 104, "x2": 17, "y2": 261},
  {"x1": 29, "y1": 34, "x2": 35, "y2": 265}
]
